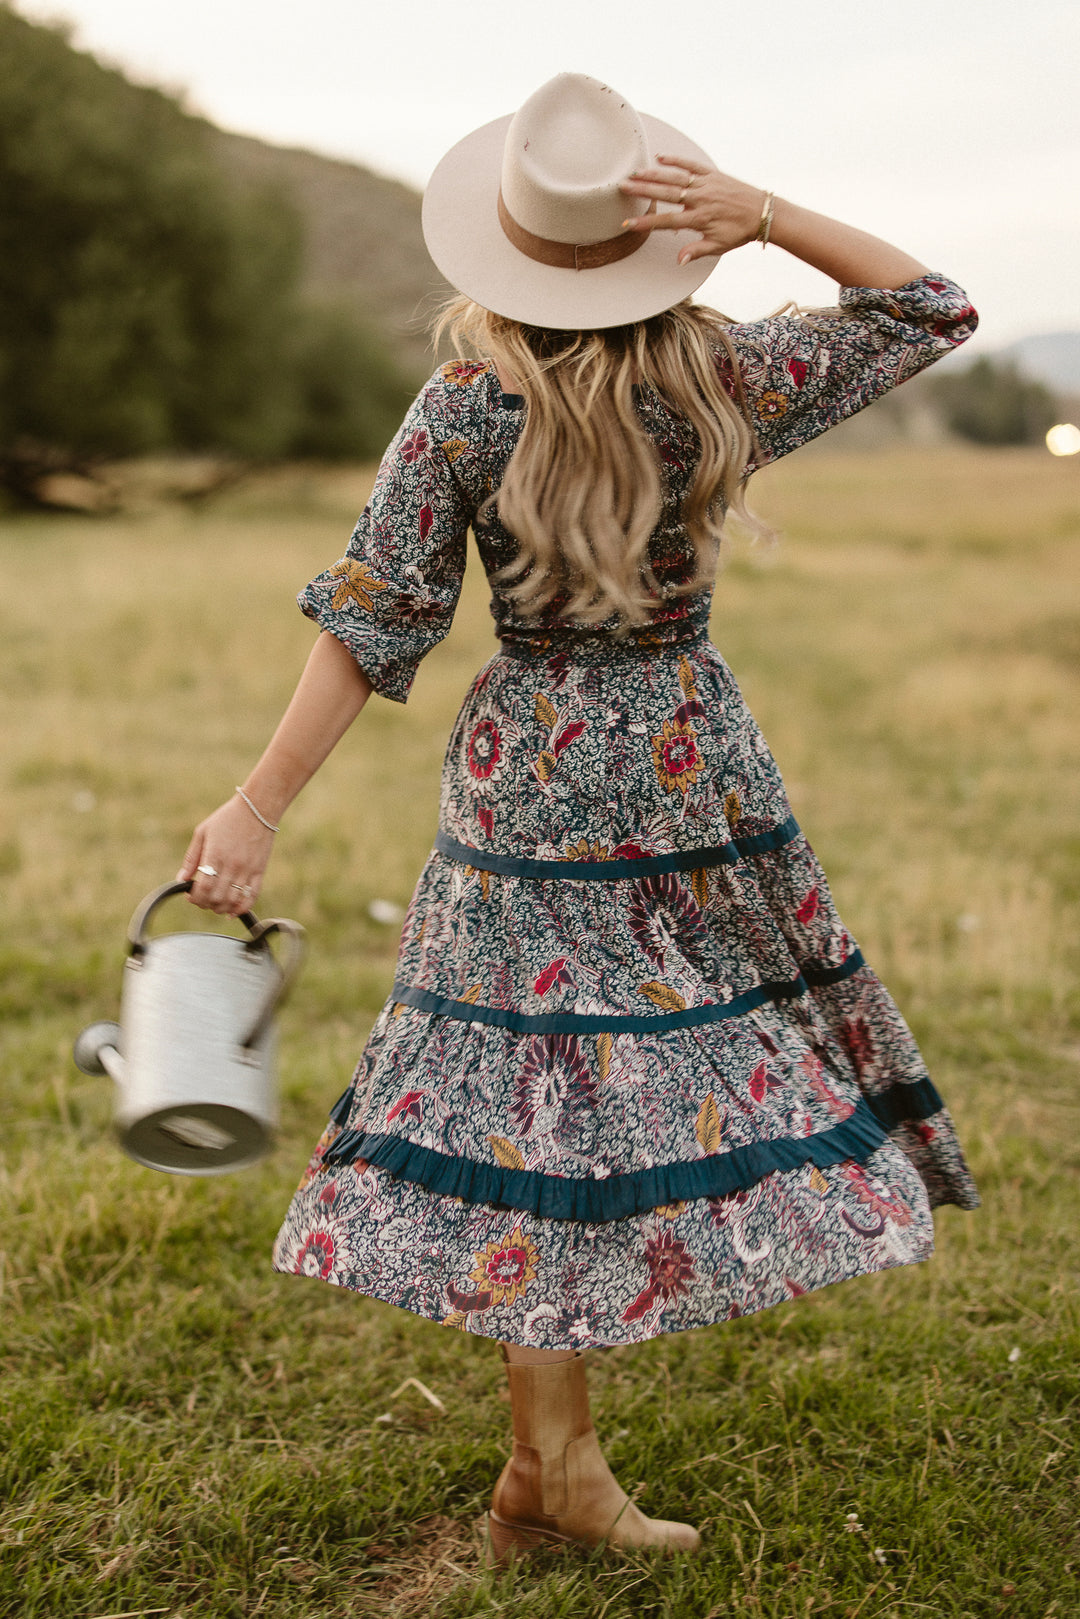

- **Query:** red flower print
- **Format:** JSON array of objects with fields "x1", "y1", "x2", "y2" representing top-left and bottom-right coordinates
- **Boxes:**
[
  {"x1": 651, "y1": 719, "x2": 702, "y2": 795},
  {"x1": 467, "y1": 1225, "x2": 540, "y2": 1305},
  {"x1": 418, "y1": 503, "x2": 434, "y2": 541},
  {"x1": 925, "y1": 279, "x2": 947, "y2": 291},
  {"x1": 796, "y1": 888, "x2": 820, "y2": 924},
  {"x1": 477, "y1": 805, "x2": 494, "y2": 839},
  {"x1": 386, "y1": 1089, "x2": 425, "y2": 1124},
  {"x1": 748, "y1": 1062, "x2": 768, "y2": 1102},
  {"x1": 645, "y1": 1231, "x2": 696, "y2": 1296},
  {"x1": 399, "y1": 595, "x2": 443, "y2": 627},
  {"x1": 915, "y1": 1122, "x2": 936, "y2": 1144},
  {"x1": 627, "y1": 873, "x2": 708, "y2": 971},
  {"x1": 486, "y1": 1245, "x2": 527, "y2": 1289},
  {"x1": 294, "y1": 1230, "x2": 335, "y2": 1280},
  {"x1": 622, "y1": 1231, "x2": 696, "y2": 1322},
  {"x1": 467, "y1": 719, "x2": 502, "y2": 779},
  {"x1": 400, "y1": 428, "x2": 430, "y2": 463},
  {"x1": 610, "y1": 841, "x2": 650, "y2": 860},
  {"x1": 512, "y1": 1035, "x2": 597, "y2": 1139},
  {"x1": 786, "y1": 357, "x2": 809, "y2": 388}
]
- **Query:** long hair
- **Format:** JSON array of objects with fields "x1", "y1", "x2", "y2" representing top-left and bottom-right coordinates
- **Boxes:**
[{"x1": 434, "y1": 296, "x2": 773, "y2": 626}]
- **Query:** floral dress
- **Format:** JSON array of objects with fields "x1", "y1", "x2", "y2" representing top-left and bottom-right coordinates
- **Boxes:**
[{"x1": 272, "y1": 274, "x2": 980, "y2": 1349}]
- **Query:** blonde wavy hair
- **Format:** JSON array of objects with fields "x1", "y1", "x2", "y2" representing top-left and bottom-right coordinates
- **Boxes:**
[{"x1": 435, "y1": 296, "x2": 772, "y2": 626}]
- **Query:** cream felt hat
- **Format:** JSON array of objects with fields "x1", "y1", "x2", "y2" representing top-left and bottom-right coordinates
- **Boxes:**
[{"x1": 422, "y1": 72, "x2": 720, "y2": 331}]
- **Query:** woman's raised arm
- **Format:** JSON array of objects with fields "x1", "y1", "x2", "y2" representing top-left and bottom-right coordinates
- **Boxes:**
[
  {"x1": 178, "y1": 630, "x2": 371, "y2": 917},
  {"x1": 620, "y1": 157, "x2": 929, "y2": 290}
]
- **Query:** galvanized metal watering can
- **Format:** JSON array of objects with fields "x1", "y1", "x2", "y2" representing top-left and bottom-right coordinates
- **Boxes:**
[{"x1": 74, "y1": 881, "x2": 304, "y2": 1175}]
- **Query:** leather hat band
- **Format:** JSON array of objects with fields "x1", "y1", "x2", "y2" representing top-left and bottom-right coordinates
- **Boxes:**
[{"x1": 497, "y1": 190, "x2": 655, "y2": 272}]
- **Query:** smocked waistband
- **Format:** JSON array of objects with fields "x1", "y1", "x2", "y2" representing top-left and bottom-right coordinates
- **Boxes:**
[{"x1": 497, "y1": 625, "x2": 710, "y2": 664}]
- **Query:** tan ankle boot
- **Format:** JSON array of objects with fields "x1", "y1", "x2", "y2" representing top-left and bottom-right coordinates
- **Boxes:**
[{"x1": 488, "y1": 1350, "x2": 701, "y2": 1562}]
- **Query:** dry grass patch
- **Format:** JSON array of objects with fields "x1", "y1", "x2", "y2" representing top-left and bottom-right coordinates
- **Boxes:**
[{"x1": 1, "y1": 444, "x2": 1077, "y2": 1617}]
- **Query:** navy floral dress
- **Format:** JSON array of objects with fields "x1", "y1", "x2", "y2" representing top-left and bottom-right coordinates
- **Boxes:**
[{"x1": 272, "y1": 274, "x2": 980, "y2": 1349}]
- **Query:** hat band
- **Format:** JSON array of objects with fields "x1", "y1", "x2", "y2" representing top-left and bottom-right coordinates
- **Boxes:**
[{"x1": 497, "y1": 190, "x2": 655, "y2": 272}]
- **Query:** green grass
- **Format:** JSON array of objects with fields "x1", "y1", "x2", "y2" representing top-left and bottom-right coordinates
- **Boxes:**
[{"x1": 1, "y1": 447, "x2": 1078, "y2": 1617}]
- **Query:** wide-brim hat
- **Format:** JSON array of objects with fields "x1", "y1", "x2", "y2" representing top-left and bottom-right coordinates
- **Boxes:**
[{"x1": 422, "y1": 72, "x2": 720, "y2": 331}]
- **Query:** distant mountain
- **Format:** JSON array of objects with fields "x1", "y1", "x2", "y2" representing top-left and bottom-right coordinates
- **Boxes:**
[
  {"x1": 206, "y1": 128, "x2": 450, "y2": 385},
  {"x1": 994, "y1": 332, "x2": 1080, "y2": 395}
]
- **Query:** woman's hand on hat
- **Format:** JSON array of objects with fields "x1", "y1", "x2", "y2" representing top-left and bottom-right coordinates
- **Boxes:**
[{"x1": 620, "y1": 156, "x2": 766, "y2": 265}]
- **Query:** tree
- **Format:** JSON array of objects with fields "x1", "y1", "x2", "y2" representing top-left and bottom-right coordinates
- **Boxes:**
[
  {"x1": 0, "y1": 7, "x2": 411, "y2": 473},
  {"x1": 931, "y1": 356, "x2": 1059, "y2": 446}
]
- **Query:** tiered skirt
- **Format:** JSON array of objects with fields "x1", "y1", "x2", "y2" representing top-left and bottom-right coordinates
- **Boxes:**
[{"x1": 272, "y1": 633, "x2": 978, "y2": 1348}]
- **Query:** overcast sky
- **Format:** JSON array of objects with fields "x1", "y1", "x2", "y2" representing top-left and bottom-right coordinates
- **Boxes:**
[{"x1": 15, "y1": 0, "x2": 1079, "y2": 348}]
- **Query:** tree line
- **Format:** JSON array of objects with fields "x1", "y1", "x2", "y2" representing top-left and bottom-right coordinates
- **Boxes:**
[
  {"x1": 929, "y1": 357, "x2": 1060, "y2": 447},
  {"x1": 0, "y1": 6, "x2": 1060, "y2": 499},
  {"x1": 0, "y1": 6, "x2": 413, "y2": 481}
]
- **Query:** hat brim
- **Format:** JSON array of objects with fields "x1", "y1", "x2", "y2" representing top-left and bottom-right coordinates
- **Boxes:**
[{"x1": 422, "y1": 111, "x2": 721, "y2": 330}]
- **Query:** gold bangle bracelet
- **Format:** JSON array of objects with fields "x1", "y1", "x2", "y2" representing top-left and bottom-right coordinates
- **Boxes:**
[{"x1": 756, "y1": 190, "x2": 775, "y2": 250}]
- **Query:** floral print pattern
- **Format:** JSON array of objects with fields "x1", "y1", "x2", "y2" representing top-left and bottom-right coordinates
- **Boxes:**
[{"x1": 273, "y1": 274, "x2": 979, "y2": 1349}]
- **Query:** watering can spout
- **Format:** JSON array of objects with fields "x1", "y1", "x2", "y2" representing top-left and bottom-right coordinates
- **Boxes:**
[{"x1": 73, "y1": 1020, "x2": 127, "y2": 1086}]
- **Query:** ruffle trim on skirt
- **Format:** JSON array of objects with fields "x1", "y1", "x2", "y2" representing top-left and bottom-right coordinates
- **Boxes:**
[{"x1": 319, "y1": 1082, "x2": 947, "y2": 1222}]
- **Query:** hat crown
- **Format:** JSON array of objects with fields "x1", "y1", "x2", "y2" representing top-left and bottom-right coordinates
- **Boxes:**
[{"x1": 500, "y1": 73, "x2": 651, "y2": 246}]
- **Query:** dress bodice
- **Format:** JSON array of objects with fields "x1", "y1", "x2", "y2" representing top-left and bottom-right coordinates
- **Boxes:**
[{"x1": 298, "y1": 275, "x2": 977, "y2": 702}]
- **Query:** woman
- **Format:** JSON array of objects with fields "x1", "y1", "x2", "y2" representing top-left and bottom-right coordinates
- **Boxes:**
[{"x1": 180, "y1": 74, "x2": 980, "y2": 1560}]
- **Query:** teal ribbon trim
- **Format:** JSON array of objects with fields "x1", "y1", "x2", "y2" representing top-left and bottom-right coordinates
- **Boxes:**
[
  {"x1": 433, "y1": 814, "x2": 802, "y2": 882},
  {"x1": 392, "y1": 974, "x2": 805, "y2": 1035},
  {"x1": 321, "y1": 1095, "x2": 889, "y2": 1221},
  {"x1": 389, "y1": 949, "x2": 864, "y2": 1036}
]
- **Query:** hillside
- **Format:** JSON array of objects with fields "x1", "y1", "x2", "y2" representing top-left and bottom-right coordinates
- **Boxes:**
[
  {"x1": 206, "y1": 129, "x2": 450, "y2": 386},
  {"x1": 998, "y1": 331, "x2": 1080, "y2": 396}
]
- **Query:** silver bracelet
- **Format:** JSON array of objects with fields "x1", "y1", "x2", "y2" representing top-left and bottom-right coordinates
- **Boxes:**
[{"x1": 235, "y1": 787, "x2": 279, "y2": 833}]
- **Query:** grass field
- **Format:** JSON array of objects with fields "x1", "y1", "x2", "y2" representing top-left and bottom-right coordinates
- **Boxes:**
[{"x1": 1, "y1": 446, "x2": 1078, "y2": 1618}]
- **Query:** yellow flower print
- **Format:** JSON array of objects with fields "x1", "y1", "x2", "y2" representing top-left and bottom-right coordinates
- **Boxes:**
[
  {"x1": 651, "y1": 718, "x2": 702, "y2": 796},
  {"x1": 442, "y1": 437, "x2": 468, "y2": 462},
  {"x1": 563, "y1": 838, "x2": 611, "y2": 862},
  {"x1": 440, "y1": 359, "x2": 490, "y2": 388},
  {"x1": 468, "y1": 1226, "x2": 540, "y2": 1307},
  {"x1": 329, "y1": 559, "x2": 388, "y2": 612},
  {"x1": 756, "y1": 390, "x2": 789, "y2": 421}
]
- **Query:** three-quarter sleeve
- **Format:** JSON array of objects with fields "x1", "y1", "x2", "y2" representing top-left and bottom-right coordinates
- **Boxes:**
[
  {"x1": 726, "y1": 273, "x2": 978, "y2": 467},
  {"x1": 298, "y1": 379, "x2": 474, "y2": 703}
]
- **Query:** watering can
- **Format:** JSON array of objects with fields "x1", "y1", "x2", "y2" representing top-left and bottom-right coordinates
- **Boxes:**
[{"x1": 73, "y1": 880, "x2": 304, "y2": 1176}]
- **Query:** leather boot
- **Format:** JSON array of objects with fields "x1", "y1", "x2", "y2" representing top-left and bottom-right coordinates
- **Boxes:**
[{"x1": 488, "y1": 1350, "x2": 701, "y2": 1562}]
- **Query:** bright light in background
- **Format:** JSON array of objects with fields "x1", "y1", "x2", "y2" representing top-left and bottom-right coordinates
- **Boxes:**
[{"x1": 1045, "y1": 423, "x2": 1080, "y2": 457}]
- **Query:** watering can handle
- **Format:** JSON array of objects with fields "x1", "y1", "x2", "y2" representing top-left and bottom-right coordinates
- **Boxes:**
[{"x1": 126, "y1": 881, "x2": 306, "y2": 1051}]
